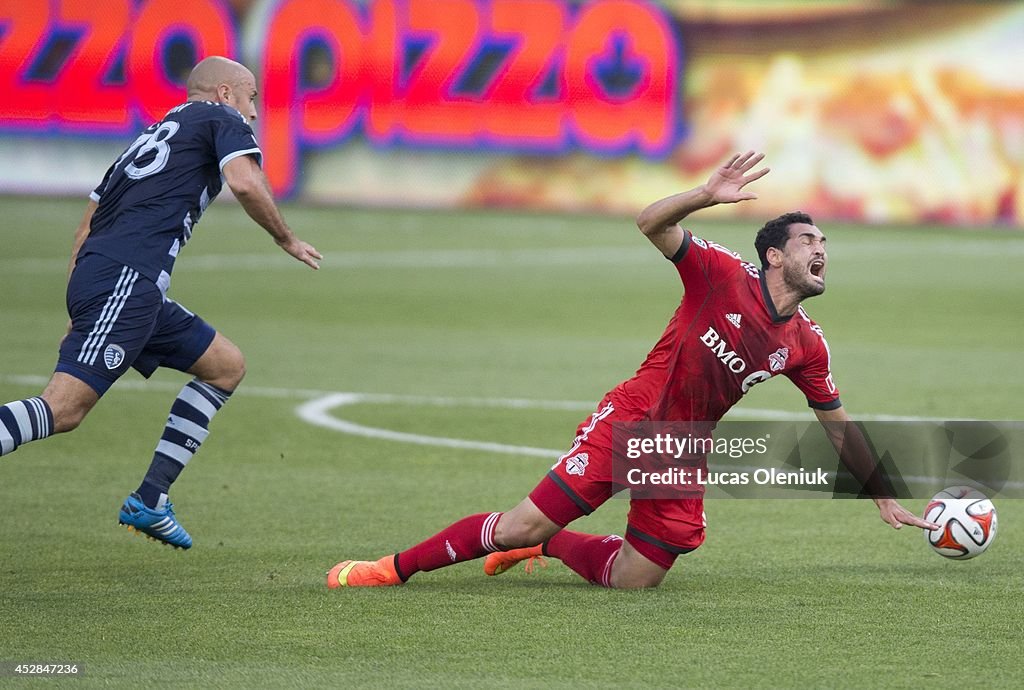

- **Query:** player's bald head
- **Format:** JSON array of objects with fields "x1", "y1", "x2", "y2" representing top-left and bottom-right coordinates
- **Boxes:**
[{"x1": 186, "y1": 56, "x2": 254, "y2": 99}]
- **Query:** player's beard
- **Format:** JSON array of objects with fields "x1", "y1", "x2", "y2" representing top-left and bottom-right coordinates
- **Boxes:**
[{"x1": 783, "y1": 260, "x2": 826, "y2": 300}]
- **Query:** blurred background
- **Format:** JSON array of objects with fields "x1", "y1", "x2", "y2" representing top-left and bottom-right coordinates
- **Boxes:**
[{"x1": 1, "y1": 0, "x2": 1021, "y2": 226}]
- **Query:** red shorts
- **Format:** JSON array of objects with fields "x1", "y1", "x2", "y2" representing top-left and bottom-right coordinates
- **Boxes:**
[{"x1": 528, "y1": 399, "x2": 706, "y2": 570}]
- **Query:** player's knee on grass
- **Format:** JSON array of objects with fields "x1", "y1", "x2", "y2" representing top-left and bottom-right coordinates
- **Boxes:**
[
  {"x1": 609, "y1": 542, "x2": 670, "y2": 590},
  {"x1": 493, "y1": 501, "x2": 560, "y2": 549}
]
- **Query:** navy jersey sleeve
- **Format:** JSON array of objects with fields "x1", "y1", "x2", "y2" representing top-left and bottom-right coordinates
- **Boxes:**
[
  {"x1": 89, "y1": 162, "x2": 116, "y2": 202},
  {"x1": 210, "y1": 110, "x2": 263, "y2": 171}
]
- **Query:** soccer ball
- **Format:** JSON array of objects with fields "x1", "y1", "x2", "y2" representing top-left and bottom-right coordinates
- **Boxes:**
[{"x1": 924, "y1": 486, "x2": 997, "y2": 560}]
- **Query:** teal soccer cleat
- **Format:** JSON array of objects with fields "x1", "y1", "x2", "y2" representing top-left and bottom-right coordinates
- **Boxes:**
[{"x1": 118, "y1": 493, "x2": 193, "y2": 549}]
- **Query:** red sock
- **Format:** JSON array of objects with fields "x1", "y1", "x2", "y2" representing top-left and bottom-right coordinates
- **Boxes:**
[
  {"x1": 395, "y1": 512, "x2": 502, "y2": 581},
  {"x1": 543, "y1": 530, "x2": 623, "y2": 587}
]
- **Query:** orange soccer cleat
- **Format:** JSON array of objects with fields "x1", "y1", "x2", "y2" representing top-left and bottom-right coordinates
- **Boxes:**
[
  {"x1": 483, "y1": 545, "x2": 546, "y2": 576},
  {"x1": 326, "y1": 555, "x2": 402, "y2": 588}
]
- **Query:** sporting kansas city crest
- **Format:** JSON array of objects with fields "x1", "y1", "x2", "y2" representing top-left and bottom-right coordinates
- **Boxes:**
[
  {"x1": 103, "y1": 344, "x2": 126, "y2": 370},
  {"x1": 564, "y1": 453, "x2": 589, "y2": 476}
]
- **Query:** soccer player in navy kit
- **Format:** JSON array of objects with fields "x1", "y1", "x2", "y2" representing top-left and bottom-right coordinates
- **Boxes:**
[
  {"x1": 327, "y1": 151, "x2": 938, "y2": 590},
  {"x1": 0, "y1": 56, "x2": 321, "y2": 549}
]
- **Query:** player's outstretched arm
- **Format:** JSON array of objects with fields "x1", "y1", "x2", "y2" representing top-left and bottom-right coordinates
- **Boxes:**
[
  {"x1": 636, "y1": 151, "x2": 770, "y2": 259},
  {"x1": 223, "y1": 154, "x2": 322, "y2": 270},
  {"x1": 813, "y1": 406, "x2": 940, "y2": 531}
]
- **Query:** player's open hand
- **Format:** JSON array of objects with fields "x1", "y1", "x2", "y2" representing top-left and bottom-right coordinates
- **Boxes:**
[
  {"x1": 876, "y1": 497, "x2": 941, "y2": 531},
  {"x1": 705, "y1": 151, "x2": 770, "y2": 204},
  {"x1": 282, "y1": 238, "x2": 323, "y2": 270}
]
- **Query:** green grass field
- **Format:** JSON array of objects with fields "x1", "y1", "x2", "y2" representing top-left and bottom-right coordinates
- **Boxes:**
[{"x1": 1, "y1": 196, "x2": 1022, "y2": 688}]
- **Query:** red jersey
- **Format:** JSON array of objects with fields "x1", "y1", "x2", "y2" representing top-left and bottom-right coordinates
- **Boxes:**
[{"x1": 607, "y1": 230, "x2": 840, "y2": 422}]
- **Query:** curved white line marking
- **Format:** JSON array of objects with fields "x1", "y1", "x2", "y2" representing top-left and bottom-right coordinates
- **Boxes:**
[
  {"x1": 291, "y1": 391, "x2": 1007, "y2": 460},
  {"x1": 296, "y1": 393, "x2": 559, "y2": 458}
]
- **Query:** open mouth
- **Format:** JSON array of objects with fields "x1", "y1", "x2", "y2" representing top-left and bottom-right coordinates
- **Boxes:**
[{"x1": 809, "y1": 260, "x2": 825, "y2": 279}]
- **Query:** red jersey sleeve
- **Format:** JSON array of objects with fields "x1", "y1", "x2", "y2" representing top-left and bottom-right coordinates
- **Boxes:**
[
  {"x1": 668, "y1": 230, "x2": 744, "y2": 291},
  {"x1": 786, "y1": 313, "x2": 841, "y2": 410}
]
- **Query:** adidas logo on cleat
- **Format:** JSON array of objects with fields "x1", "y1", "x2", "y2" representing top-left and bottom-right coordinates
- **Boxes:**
[
  {"x1": 118, "y1": 522, "x2": 187, "y2": 548},
  {"x1": 119, "y1": 522, "x2": 189, "y2": 549},
  {"x1": 117, "y1": 493, "x2": 193, "y2": 549}
]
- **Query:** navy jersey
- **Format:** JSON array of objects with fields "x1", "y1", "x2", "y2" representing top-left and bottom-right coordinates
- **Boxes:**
[{"x1": 83, "y1": 101, "x2": 262, "y2": 292}]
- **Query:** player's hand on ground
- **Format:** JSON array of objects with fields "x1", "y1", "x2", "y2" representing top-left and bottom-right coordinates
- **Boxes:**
[
  {"x1": 876, "y1": 497, "x2": 940, "y2": 531},
  {"x1": 280, "y1": 238, "x2": 323, "y2": 270},
  {"x1": 704, "y1": 151, "x2": 770, "y2": 204}
]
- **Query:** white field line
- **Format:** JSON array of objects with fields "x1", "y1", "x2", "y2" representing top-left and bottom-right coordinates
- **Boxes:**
[
  {"x1": 6, "y1": 371, "x2": 1015, "y2": 455},
  {"x1": 291, "y1": 393, "x2": 1024, "y2": 492},
  {"x1": 3, "y1": 238, "x2": 1024, "y2": 275},
  {"x1": 0, "y1": 247, "x2": 653, "y2": 274},
  {"x1": 0, "y1": 373, "x2": 965, "y2": 423},
  {"x1": 7, "y1": 372, "x2": 1019, "y2": 490},
  {"x1": 296, "y1": 393, "x2": 558, "y2": 458}
]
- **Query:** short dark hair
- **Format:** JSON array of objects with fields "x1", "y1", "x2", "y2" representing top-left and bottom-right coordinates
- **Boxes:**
[{"x1": 755, "y1": 211, "x2": 814, "y2": 268}]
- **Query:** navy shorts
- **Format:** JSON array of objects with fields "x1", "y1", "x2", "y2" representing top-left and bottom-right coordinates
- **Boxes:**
[{"x1": 56, "y1": 253, "x2": 216, "y2": 396}]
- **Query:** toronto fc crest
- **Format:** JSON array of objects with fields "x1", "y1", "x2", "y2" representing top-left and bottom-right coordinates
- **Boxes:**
[
  {"x1": 768, "y1": 347, "x2": 790, "y2": 372},
  {"x1": 564, "y1": 453, "x2": 589, "y2": 476}
]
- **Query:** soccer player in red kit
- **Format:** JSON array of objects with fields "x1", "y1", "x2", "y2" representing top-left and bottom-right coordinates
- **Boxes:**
[{"x1": 327, "y1": 151, "x2": 938, "y2": 590}]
